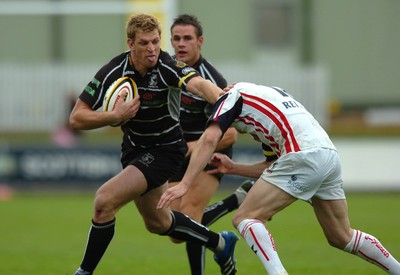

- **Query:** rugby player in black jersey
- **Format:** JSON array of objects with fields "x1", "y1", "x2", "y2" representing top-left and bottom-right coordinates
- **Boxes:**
[
  {"x1": 70, "y1": 14, "x2": 238, "y2": 275},
  {"x1": 167, "y1": 14, "x2": 254, "y2": 275}
]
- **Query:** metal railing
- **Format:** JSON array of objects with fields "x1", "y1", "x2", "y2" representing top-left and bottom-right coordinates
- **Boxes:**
[{"x1": 0, "y1": 62, "x2": 328, "y2": 132}]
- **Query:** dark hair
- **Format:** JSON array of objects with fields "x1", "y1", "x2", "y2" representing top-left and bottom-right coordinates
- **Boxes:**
[{"x1": 170, "y1": 14, "x2": 203, "y2": 37}]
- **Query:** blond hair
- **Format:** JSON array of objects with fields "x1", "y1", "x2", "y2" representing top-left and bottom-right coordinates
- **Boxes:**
[{"x1": 126, "y1": 14, "x2": 162, "y2": 40}]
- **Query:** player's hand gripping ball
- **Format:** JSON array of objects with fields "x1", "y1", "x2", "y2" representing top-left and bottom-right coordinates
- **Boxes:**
[{"x1": 103, "y1": 76, "x2": 138, "y2": 127}]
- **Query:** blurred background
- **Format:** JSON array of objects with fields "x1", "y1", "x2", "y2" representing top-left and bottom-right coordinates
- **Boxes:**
[{"x1": 0, "y1": 0, "x2": 399, "y2": 196}]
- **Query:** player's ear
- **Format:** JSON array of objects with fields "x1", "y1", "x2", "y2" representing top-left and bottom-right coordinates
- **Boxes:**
[
  {"x1": 198, "y1": 36, "x2": 204, "y2": 47},
  {"x1": 127, "y1": 38, "x2": 134, "y2": 51}
]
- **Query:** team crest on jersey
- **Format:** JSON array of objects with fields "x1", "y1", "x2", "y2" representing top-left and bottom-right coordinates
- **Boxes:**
[
  {"x1": 266, "y1": 162, "x2": 278, "y2": 174},
  {"x1": 148, "y1": 74, "x2": 158, "y2": 87},
  {"x1": 175, "y1": 60, "x2": 187, "y2": 68}
]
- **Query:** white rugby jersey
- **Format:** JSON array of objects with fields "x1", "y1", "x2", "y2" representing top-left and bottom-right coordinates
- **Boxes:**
[{"x1": 208, "y1": 82, "x2": 335, "y2": 157}]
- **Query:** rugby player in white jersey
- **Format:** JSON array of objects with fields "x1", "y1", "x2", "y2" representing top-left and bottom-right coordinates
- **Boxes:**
[{"x1": 158, "y1": 82, "x2": 400, "y2": 274}]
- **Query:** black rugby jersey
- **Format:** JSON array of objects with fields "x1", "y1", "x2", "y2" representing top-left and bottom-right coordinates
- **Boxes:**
[
  {"x1": 79, "y1": 50, "x2": 199, "y2": 148},
  {"x1": 178, "y1": 56, "x2": 227, "y2": 142}
]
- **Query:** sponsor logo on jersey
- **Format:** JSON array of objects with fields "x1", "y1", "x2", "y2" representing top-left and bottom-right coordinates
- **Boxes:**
[
  {"x1": 364, "y1": 236, "x2": 390, "y2": 257},
  {"x1": 287, "y1": 175, "x2": 307, "y2": 192},
  {"x1": 84, "y1": 78, "x2": 101, "y2": 96},
  {"x1": 251, "y1": 244, "x2": 258, "y2": 254},
  {"x1": 181, "y1": 95, "x2": 197, "y2": 105},
  {"x1": 84, "y1": 85, "x2": 95, "y2": 96},
  {"x1": 92, "y1": 78, "x2": 101, "y2": 88},
  {"x1": 182, "y1": 67, "x2": 196, "y2": 75},
  {"x1": 139, "y1": 153, "x2": 155, "y2": 167},
  {"x1": 142, "y1": 91, "x2": 158, "y2": 100}
]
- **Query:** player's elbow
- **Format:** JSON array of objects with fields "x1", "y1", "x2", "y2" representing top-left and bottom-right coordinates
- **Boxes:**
[
  {"x1": 201, "y1": 126, "x2": 221, "y2": 150},
  {"x1": 69, "y1": 115, "x2": 79, "y2": 130},
  {"x1": 69, "y1": 113, "x2": 90, "y2": 130},
  {"x1": 69, "y1": 114, "x2": 82, "y2": 130},
  {"x1": 201, "y1": 132, "x2": 219, "y2": 150}
]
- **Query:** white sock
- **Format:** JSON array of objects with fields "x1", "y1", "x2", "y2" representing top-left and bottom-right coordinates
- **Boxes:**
[
  {"x1": 214, "y1": 233, "x2": 226, "y2": 254},
  {"x1": 237, "y1": 219, "x2": 288, "y2": 274},
  {"x1": 344, "y1": 229, "x2": 400, "y2": 274}
]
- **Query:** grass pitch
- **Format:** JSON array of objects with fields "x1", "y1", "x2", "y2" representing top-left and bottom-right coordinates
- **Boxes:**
[{"x1": 1, "y1": 190, "x2": 399, "y2": 275}]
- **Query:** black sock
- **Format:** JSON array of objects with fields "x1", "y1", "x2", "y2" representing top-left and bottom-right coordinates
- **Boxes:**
[
  {"x1": 183, "y1": 195, "x2": 238, "y2": 275},
  {"x1": 201, "y1": 195, "x2": 238, "y2": 227},
  {"x1": 186, "y1": 241, "x2": 206, "y2": 275},
  {"x1": 161, "y1": 211, "x2": 219, "y2": 250},
  {"x1": 79, "y1": 218, "x2": 116, "y2": 273}
]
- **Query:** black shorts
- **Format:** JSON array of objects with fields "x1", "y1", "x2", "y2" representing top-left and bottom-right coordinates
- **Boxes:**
[
  {"x1": 169, "y1": 145, "x2": 233, "y2": 183},
  {"x1": 121, "y1": 141, "x2": 188, "y2": 194}
]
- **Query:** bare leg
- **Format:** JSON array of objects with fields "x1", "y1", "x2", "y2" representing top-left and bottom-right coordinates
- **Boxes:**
[
  {"x1": 233, "y1": 179, "x2": 295, "y2": 274},
  {"x1": 312, "y1": 197, "x2": 400, "y2": 274},
  {"x1": 75, "y1": 166, "x2": 148, "y2": 275}
]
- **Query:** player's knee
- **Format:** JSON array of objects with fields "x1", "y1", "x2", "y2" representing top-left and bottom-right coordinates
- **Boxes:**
[
  {"x1": 325, "y1": 235, "x2": 348, "y2": 250},
  {"x1": 94, "y1": 189, "x2": 115, "y2": 215},
  {"x1": 322, "y1": 228, "x2": 353, "y2": 250},
  {"x1": 232, "y1": 213, "x2": 242, "y2": 229},
  {"x1": 143, "y1": 219, "x2": 169, "y2": 234},
  {"x1": 232, "y1": 206, "x2": 253, "y2": 228},
  {"x1": 144, "y1": 222, "x2": 163, "y2": 234},
  {"x1": 326, "y1": 238, "x2": 341, "y2": 249}
]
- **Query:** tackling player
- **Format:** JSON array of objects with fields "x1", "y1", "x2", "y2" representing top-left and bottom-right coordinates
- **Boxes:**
[{"x1": 158, "y1": 82, "x2": 400, "y2": 274}]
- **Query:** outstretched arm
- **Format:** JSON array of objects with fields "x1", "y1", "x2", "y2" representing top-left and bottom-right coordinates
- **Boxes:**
[
  {"x1": 186, "y1": 76, "x2": 224, "y2": 104},
  {"x1": 186, "y1": 127, "x2": 237, "y2": 157},
  {"x1": 157, "y1": 123, "x2": 222, "y2": 208},
  {"x1": 208, "y1": 152, "x2": 274, "y2": 178}
]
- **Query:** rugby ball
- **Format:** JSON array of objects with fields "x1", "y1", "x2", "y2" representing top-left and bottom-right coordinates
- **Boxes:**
[{"x1": 103, "y1": 76, "x2": 138, "y2": 126}]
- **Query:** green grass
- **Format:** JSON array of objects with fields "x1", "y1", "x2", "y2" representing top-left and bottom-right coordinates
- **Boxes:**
[{"x1": 1, "y1": 191, "x2": 399, "y2": 275}]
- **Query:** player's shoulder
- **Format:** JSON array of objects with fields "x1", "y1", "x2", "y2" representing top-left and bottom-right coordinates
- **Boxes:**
[
  {"x1": 159, "y1": 50, "x2": 186, "y2": 67},
  {"x1": 227, "y1": 82, "x2": 251, "y2": 96},
  {"x1": 96, "y1": 52, "x2": 129, "y2": 77},
  {"x1": 225, "y1": 82, "x2": 269, "y2": 103},
  {"x1": 233, "y1": 82, "x2": 259, "y2": 90},
  {"x1": 159, "y1": 50, "x2": 175, "y2": 63},
  {"x1": 216, "y1": 86, "x2": 243, "y2": 110},
  {"x1": 159, "y1": 50, "x2": 195, "y2": 72},
  {"x1": 106, "y1": 51, "x2": 130, "y2": 66},
  {"x1": 196, "y1": 56, "x2": 214, "y2": 69},
  {"x1": 197, "y1": 57, "x2": 227, "y2": 88},
  {"x1": 233, "y1": 82, "x2": 280, "y2": 98}
]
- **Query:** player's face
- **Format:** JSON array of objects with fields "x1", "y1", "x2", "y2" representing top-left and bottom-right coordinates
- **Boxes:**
[
  {"x1": 129, "y1": 30, "x2": 161, "y2": 73},
  {"x1": 171, "y1": 24, "x2": 203, "y2": 67}
]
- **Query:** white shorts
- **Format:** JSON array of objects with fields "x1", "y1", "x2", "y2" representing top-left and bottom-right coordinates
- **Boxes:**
[{"x1": 261, "y1": 148, "x2": 345, "y2": 201}]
